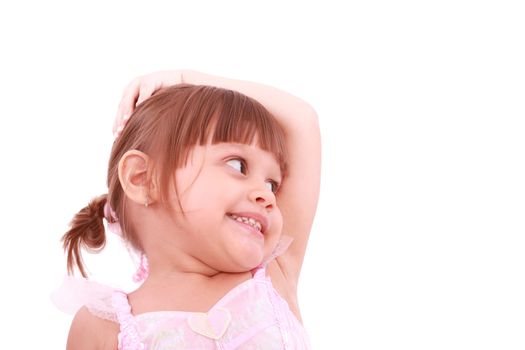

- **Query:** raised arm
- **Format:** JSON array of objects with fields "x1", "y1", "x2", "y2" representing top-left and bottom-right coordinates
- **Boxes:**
[{"x1": 116, "y1": 70, "x2": 321, "y2": 287}]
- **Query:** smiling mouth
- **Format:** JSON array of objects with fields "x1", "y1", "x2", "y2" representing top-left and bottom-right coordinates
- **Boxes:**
[{"x1": 227, "y1": 214, "x2": 263, "y2": 233}]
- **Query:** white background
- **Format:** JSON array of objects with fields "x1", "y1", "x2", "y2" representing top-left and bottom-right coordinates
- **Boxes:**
[{"x1": 1, "y1": 1, "x2": 524, "y2": 349}]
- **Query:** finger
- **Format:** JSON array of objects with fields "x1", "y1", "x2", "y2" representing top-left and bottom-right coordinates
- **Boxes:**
[
  {"x1": 119, "y1": 79, "x2": 140, "y2": 116},
  {"x1": 114, "y1": 80, "x2": 140, "y2": 134},
  {"x1": 113, "y1": 110, "x2": 128, "y2": 136},
  {"x1": 136, "y1": 82, "x2": 158, "y2": 106},
  {"x1": 112, "y1": 111, "x2": 132, "y2": 137}
]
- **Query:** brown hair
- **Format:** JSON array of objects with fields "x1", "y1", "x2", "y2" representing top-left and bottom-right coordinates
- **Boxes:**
[{"x1": 62, "y1": 84, "x2": 288, "y2": 277}]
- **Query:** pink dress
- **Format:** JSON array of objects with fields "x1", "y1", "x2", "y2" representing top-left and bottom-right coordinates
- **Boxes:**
[{"x1": 54, "y1": 266, "x2": 311, "y2": 349}]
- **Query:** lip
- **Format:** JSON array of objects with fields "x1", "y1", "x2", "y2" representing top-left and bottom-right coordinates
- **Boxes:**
[
  {"x1": 227, "y1": 211, "x2": 269, "y2": 235},
  {"x1": 230, "y1": 218, "x2": 264, "y2": 239}
]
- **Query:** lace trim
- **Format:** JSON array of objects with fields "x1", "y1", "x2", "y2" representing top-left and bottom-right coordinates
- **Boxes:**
[
  {"x1": 259, "y1": 234, "x2": 294, "y2": 267},
  {"x1": 112, "y1": 291, "x2": 146, "y2": 350},
  {"x1": 51, "y1": 276, "x2": 119, "y2": 323}
]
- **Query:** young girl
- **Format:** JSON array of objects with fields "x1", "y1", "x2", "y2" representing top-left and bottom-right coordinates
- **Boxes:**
[{"x1": 57, "y1": 70, "x2": 321, "y2": 349}]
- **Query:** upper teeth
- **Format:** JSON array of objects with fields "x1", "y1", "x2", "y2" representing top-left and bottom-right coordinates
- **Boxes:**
[{"x1": 230, "y1": 214, "x2": 262, "y2": 232}]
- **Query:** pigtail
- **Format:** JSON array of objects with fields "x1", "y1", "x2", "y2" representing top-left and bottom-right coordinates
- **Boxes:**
[{"x1": 62, "y1": 194, "x2": 108, "y2": 277}]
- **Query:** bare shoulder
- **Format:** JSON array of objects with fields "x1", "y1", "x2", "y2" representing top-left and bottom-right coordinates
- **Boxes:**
[{"x1": 67, "y1": 306, "x2": 119, "y2": 350}]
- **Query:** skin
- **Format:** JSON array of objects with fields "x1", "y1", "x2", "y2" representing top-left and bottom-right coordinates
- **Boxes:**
[
  {"x1": 123, "y1": 142, "x2": 285, "y2": 312},
  {"x1": 67, "y1": 71, "x2": 321, "y2": 349}
]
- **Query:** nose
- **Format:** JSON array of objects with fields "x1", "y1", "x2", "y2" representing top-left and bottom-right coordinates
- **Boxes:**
[{"x1": 249, "y1": 186, "x2": 276, "y2": 210}]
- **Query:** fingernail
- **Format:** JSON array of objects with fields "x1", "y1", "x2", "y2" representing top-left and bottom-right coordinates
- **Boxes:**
[{"x1": 123, "y1": 113, "x2": 131, "y2": 121}]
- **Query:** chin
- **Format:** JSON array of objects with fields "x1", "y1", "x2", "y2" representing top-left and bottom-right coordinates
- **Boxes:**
[
  {"x1": 227, "y1": 250, "x2": 265, "y2": 272},
  {"x1": 222, "y1": 231, "x2": 266, "y2": 270}
]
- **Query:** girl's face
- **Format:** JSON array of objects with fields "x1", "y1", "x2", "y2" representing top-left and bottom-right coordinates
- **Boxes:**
[{"x1": 163, "y1": 142, "x2": 283, "y2": 272}]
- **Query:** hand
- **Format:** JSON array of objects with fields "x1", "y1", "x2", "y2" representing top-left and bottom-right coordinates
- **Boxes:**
[{"x1": 113, "y1": 70, "x2": 183, "y2": 137}]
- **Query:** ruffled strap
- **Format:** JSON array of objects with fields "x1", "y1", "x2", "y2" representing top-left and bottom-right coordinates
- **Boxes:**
[
  {"x1": 112, "y1": 291, "x2": 145, "y2": 350},
  {"x1": 52, "y1": 277, "x2": 146, "y2": 349},
  {"x1": 51, "y1": 276, "x2": 119, "y2": 323},
  {"x1": 253, "y1": 235, "x2": 294, "y2": 279}
]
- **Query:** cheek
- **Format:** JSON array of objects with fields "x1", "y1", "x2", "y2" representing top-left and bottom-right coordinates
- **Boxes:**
[
  {"x1": 265, "y1": 210, "x2": 284, "y2": 250},
  {"x1": 273, "y1": 209, "x2": 284, "y2": 233},
  {"x1": 187, "y1": 175, "x2": 238, "y2": 207},
  {"x1": 173, "y1": 171, "x2": 217, "y2": 208},
  {"x1": 175, "y1": 185, "x2": 235, "y2": 229},
  {"x1": 181, "y1": 184, "x2": 226, "y2": 213}
]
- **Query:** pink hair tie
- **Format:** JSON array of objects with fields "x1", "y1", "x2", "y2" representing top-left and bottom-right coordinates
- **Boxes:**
[
  {"x1": 132, "y1": 254, "x2": 149, "y2": 283},
  {"x1": 103, "y1": 201, "x2": 149, "y2": 283},
  {"x1": 103, "y1": 202, "x2": 122, "y2": 236}
]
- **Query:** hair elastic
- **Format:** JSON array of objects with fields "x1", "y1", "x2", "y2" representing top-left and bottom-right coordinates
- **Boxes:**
[
  {"x1": 103, "y1": 201, "x2": 149, "y2": 282},
  {"x1": 103, "y1": 201, "x2": 122, "y2": 236}
]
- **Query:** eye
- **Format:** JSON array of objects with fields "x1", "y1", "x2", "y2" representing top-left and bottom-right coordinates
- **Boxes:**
[
  {"x1": 226, "y1": 158, "x2": 247, "y2": 174},
  {"x1": 266, "y1": 180, "x2": 280, "y2": 194}
]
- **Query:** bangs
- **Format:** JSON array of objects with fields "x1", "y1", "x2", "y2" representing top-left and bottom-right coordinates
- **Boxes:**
[
  {"x1": 107, "y1": 83, "x2": 288, "y2": 248},
  {"x1": 208, "y1": 89, "x2": 288, "y2": 177},
  {"x1": 144, "y1": 85, "x2": 288, "y2": 204},
  {"x1": 148, "y1": 85, "x2": 288, "y2": 176}
]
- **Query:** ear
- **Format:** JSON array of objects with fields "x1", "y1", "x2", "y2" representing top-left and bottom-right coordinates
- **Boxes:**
[{"x1": 118, "y1": 150, "x2": 158, "y2": 206}]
